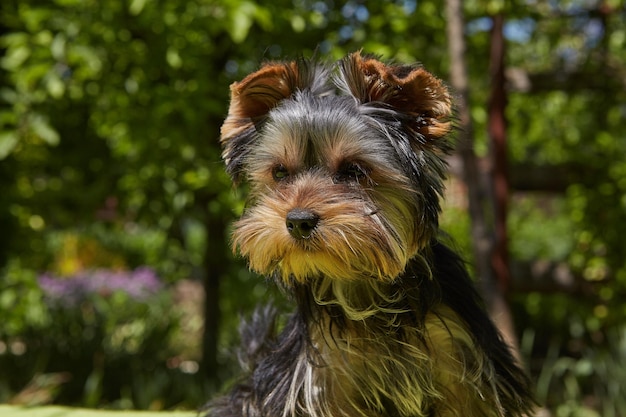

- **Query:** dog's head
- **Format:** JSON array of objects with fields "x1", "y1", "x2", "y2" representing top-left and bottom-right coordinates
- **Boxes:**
[{"x1": 220, "y1": 52, "x2": 452, "y2": 285}]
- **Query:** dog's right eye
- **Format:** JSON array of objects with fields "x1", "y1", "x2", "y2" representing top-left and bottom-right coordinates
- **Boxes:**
[{"x1": 272, "y1": 165, "x2": 290, "y2": 181}]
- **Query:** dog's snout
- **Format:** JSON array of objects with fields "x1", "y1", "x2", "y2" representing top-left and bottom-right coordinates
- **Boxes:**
[{"x1": 286, "y1": 208, "x2": 319, "y2": 240}]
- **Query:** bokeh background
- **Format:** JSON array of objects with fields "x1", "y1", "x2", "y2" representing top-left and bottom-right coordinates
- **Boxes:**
[{"x1": 1, "y1": 0, "x2": 625, "y2": 415}]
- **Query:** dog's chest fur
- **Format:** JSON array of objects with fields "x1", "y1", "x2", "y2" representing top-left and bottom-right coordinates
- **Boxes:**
[{"x1": 283, "y1": 287, "x2": 500, "y2": 417}]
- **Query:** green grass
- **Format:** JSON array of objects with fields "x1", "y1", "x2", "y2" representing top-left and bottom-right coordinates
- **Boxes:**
[{"x1": 0, "y1": 405, "x2": 197, "y2": 417}]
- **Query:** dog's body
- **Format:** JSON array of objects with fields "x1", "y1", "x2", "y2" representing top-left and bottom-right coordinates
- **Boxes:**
[{"x1": 207, "y1": 52, "x2": 535, "y2": 417}]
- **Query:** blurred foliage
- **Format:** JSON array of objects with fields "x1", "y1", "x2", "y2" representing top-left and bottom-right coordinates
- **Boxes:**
[
  {"x1": 1, "y1": 0, "x2": 626, "y2": 414},
  {"x1": 0, "y1": 267, "x2": 196, "y2": 409},
  {"x1": 0, "y1": 261, "x2": 49, "y2": 338}
]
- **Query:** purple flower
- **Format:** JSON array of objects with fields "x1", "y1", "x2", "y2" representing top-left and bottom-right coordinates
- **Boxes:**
[
  {"x1": 38, "y1": 267, "x2": 163, "y2": 306},
  {"x1": 38, "y1": 274, "x2": 84, "y2": 305}
]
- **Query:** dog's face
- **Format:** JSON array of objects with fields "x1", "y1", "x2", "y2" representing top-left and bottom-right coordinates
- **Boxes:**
[{"x1": 220, "y1": 52, "x2": 452, "y2": 286}]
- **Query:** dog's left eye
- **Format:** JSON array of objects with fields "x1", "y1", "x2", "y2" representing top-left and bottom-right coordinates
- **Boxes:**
[
  {"x1": 272, "y1": 165, "x2": 290, "y2": 181},
  {"x1": 335, "y1": 163, "x2": 368, "y2": 183}
]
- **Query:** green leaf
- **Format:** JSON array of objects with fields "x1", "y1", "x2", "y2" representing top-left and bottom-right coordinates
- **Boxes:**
[
  {"x1": 0, "y1": 131, "x2": 19, "y2": 159},
  {"x1": 50, "y1": 33, "x2": 66, "y2": 61},
  {"x1": 30, "y1": 114, "x2": 60, "y2": 146},
  {"x1": 166, "y1": 47, "x2": 182, "y2": 68},
  {"x1": 129, "y1": 0, "x2": 148, "y2": 16},
  {"x1": 228, "y1": 1, "x2": 258, "y2": 43},
  {"x1": 1, "y1": 44, "x2": 31, "y2": 70},
  {"x1": 45, "y1": 72, "x2": 65, "y2": 98}
]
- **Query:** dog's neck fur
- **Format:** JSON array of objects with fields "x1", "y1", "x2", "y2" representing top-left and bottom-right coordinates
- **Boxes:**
[{"x1": 281, "y1": 288, "x2": 438, "y2": 416}]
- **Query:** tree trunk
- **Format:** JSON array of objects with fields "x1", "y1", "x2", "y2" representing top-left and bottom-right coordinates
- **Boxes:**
[
  {"x1": 489, "y1": 13, "x2": 509, "y2": 296},
  {"x1": 445, "y1": 1, "x2": 522, "y2": 362},
  {"x1": 444, "y1": 0, "x2": 494, "y2": 291},
  {"x1": 486, "y1": 13, "x2": 522, "y2": 360},
  {"x1": 200, "y1": 196, "x2": 227, "y2": 384}
]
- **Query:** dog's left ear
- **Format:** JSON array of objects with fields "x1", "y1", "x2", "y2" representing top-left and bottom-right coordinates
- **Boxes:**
[
  {"x1": 220, "y1": 62, "x2": 299, "y2": 181},
  {"x1": 220, "y1": 59, "x2": 331, "y2": 182},
  {"x1": 222, "y1": 62, "x2": 300, "y2": 135},
  {"x1": 338, "y1": 51, "x2": 452, "y2": 141}
]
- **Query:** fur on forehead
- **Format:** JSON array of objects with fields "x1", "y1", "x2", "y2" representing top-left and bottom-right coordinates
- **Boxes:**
[{"x1": 220, "y1": 51, "x2": 452, "y2": 182}]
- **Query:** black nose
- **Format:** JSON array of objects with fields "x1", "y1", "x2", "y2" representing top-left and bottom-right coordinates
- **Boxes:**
[{"x1": 286, "y1": 208, "x2": 319, "y2": 240}]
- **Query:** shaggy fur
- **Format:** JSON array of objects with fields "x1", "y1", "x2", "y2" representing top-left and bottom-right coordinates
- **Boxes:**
[{"x1": 205, "y1": 51, "x2": 535, "y2": 417}]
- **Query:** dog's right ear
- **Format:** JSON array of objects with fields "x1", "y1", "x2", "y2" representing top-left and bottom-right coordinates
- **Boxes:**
[
  {"x1": 220, "y1": 59, "x2": 331, "y2": 182},
  {"x1": 220, "y1": 62, "x2": 299, "y2": 181},
  {"x1": 337, "y1": 51, "x2": 452, "y2": 143}
]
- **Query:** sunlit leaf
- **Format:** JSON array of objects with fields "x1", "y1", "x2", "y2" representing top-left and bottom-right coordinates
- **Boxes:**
[
  {"x1": 50, "y1": 33, "x2": 66, "y2": 61},
  {"x1": 129, "y1": 0, "x2": 147, "y2": 16},
  {"x1": 29, "y1": 113, "x2": 60, "y2": 146},
  {"x1": 0, "y1": 131, "x2": 19, "y2": 159},
  {"x1": 166, "y1": 47, "x2": 182, "y2": 68},
  {"x1": 45, "y1": 72, "x2": 65, "y2": 98},
  {"x1": 1, "y1": 44, "x2": 31, "y2": 70},
  {"x1": 228, "y1": 1, "x2": 258, "y2": 43}
]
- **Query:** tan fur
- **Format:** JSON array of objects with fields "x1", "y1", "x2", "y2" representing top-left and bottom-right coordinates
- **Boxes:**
[
  {"x1": 232, "y1": 172, "x2": 416, "y2": 284},
  {"x1": 336, "y1": 52, "x2": 452, "y2": 141}
]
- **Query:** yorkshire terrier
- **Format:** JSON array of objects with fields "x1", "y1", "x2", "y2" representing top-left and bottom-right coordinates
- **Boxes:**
[{"x1": 206, "y1": 51, "x2": 535, "y2": 417}]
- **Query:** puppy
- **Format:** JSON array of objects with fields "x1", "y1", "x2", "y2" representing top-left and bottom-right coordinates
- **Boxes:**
[{"x1": 206, "y1": 51, "x2": 535, "y2": 417}]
